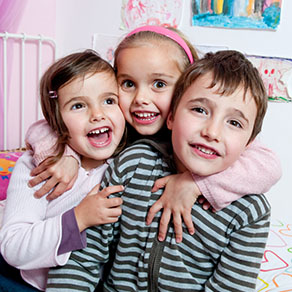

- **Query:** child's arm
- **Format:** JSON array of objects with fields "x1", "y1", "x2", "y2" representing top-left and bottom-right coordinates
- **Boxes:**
[
  {"x1": 57, "y1": 184, "x2": 123, "y2": 255},
  {"x1": 0, "y1": 151, "x2": 123, "y2": 270},
  {"x1": 147, "y1": 139, "x2": 281, "y2": 243},
  {"x1": 0, "y1": 152, "x2": 71, "y2": 269},
  {"x1": 146, "y1": 171, "x2": 200, "y2": 243},
  {"x1": 25, "y1": 119, "x2": 80, "y2": 199},
  {"x1": 193, "y1": 139, "x2": 282, "y2": 211},
  {"x1": 47, "y1": 160, "x2": 125, "y2": 291}
]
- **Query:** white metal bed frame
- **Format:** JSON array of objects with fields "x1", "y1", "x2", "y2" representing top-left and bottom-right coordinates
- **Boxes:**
[{"x1": 0, "y1": 32, "x2": 56, "y2": 150}]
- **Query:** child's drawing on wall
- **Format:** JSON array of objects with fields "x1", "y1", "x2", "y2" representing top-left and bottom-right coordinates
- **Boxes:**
[
  {"x1": 192, "y1": 0, "x2": 282, "y2": 30},
  {"x1": 92, "y1": 34, "x2": 121, "y2": 65},
  {"x1": 120, "y1": 0, "x2": 183, "y2": 30},
  {"x1": 248, "y1": 55, "x2": 292, "y2": 102}
]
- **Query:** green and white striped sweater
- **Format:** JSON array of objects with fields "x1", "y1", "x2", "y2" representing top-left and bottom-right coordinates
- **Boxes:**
[{"x1": 47, "y1": 142, "x2": 271, "y2": 292}]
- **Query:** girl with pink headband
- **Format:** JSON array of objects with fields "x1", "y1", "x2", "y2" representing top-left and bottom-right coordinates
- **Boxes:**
[
  {"x1": 25, "y1": 25, "x2": 280, "y2": 245},
  {"x1": 126, "y1": 25, "x2": 194, "y2": 64}
]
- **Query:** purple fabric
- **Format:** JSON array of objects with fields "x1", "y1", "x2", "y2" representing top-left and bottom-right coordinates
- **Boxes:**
[{"x1": 58, "y1": 208, "x2": 86, "y2": 255}]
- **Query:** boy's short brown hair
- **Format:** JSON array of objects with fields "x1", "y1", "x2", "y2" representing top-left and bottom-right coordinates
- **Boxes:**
[{"x1": 171, "y1": 50, "x2": 267, "y2": 144}]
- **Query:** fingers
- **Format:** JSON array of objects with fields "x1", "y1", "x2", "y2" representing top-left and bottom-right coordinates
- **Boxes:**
[
  {"x1": 99, "y1": 185, "x2": 124, "y2": 198},
  {"x1": 105, "y1": 205, "x2": 123, "y2": 218},
  {"x1": 47, "y1": 172, "x2": 78, "y2": 200},
  {"x1": 88, "y1": 184, "x2": 101, "y2": 196},
  {"x1": 158, "y1": 209, "x2": 171, "y2": 242},
  {"x1": 33, "y1": 176, "x2": 59, "y2": 198},
  {"x1": 172, "y1": 212, "x2": 183, "y2": 243},
  {"x1": 88, "y1": 184, "x2": 123, "y2": 207},
  {"x1": 65, "y1": 173, "x2": 78, "y2": 192},
  {"x1": 202, "y1": 201, "x2": 211, "y2": 210},
  {"x1": 197, "y1": 196, "x2": 212, "y2": 210},
  {"x1": 105, "y1": 196, "x2": 123, "y2": 208},
  {"x1": 30, "y1": 162, "x2": 49, "y2": 176},
  {"x1": 182, "y1": 213, "x2": 195, "y2": 236},
  {"x1": 28, "y1": 171, "x2": 51, "y2": 188},
  {"x1": 151, "y1": 176, "x2": 169, "y2": 192},
  {"x1": 96, "y1": 206, "x2": 122, "y2": 225},
  {"x1": 146, "y1": 201, "x2": 163, "y2": 225},
  {"x1": 158, "y1": 211, "x2": 195, "y2": 243},
  {"x1": 46, "y1": 182, "x2": 69, "y2": 201}
]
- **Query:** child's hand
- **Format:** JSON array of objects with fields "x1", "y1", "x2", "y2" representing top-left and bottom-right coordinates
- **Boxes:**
[
  {"x1": 28, "y1": 156, "x2": 79, "y2": 200},
  {"x1": 74, "y1": 184, "x2": 124, "y2": 232},
  {"x1": 146, "y1": 171, "x2": 201, "y2": 243},
  {"x1": 197, "y1": 196, "x2": 215, "y2": 212}
]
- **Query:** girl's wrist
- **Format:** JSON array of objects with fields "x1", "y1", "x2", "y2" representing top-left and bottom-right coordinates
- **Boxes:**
[{"x1": 74, "y1": 206, "x2": 87, "y2": 233}]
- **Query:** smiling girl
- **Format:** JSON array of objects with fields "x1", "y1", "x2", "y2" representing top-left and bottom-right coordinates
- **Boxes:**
[
  {"x1": 26, "y1": 26, "x2": 280, "y2": 244},
  {"x1": 0, "y1": 50, "x2": 125, "y2": 291}
]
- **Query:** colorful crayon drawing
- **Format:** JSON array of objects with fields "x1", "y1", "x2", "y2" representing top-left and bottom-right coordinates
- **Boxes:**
[
  {"x1": 247, "y1": 55, "x2": 292, "y2": 102},
  {"x1": 192, "y1": 0, "x2": 282, "y2": 30},
  {"x1": 256, "y1": 218, "x2": 292, "y2": 291},
  {"x1": 120, "y1": 0, "x2": 183, "y2": 30}
]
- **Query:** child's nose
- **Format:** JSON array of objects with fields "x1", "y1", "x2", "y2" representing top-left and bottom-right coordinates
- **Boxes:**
[
  {"x1": 90, "y1": 107, "x2": 105, "y2": 122},
  {"x1": 133, "y1": 87, "x2": 150, "y2": 105},
  {"x1": 202, "y1": 119, "x2": 222, "y2": 142}
]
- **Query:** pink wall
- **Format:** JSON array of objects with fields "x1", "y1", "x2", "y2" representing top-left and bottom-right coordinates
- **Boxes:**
[{"x1": 1, "y1": 0, "x2": 56, "y2": 149}]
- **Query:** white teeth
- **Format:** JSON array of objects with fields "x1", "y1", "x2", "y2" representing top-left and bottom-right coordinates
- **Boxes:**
[
  {"x1": 88, "y1": 127, "x2": 109, "y2": 135},
  {"x1": 135, "y1": 112, "x2": 156, "y2": 118},
  {"x1": 196, "y1": 145, "x2": 216, "y2": 155}
]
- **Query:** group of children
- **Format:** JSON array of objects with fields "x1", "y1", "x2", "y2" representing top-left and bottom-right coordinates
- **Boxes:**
[{"x1": 0, "y1": 25, "x2": 282, "y2": 291}]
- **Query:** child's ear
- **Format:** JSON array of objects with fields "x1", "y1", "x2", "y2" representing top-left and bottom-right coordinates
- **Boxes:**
[{"x1": 167, "y1": 112, "x2": 174, "y2": 130}]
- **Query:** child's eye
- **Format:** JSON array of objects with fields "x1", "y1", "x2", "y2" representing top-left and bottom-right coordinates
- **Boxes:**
[
  {"x1": 121, "y1": 80, "x2": 134, "y2": 89},
  {"x1": 71, "y1": 103, "x2": 84, "y2": 110},
  {"x1": 153, "y1": 80, "x2": 166, "y2": 89},
  {"x1": 192, "y1": 107, "x2": 207, "y2": 115},
  {"x1": 229, "y1": 120, "x2": 242, "y2": 128},
  {"x1": 104, "y1": 97, "x2": 117, "y2": 105}
]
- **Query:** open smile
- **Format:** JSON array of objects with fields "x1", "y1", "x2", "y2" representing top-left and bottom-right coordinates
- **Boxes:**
[
  {"x1": 190, "y1": 144, "x2": 220, "y2": 159},
  {"x1": 133, "y1": 111, "x2": 159, "y2": 125},
  {"x1": 87, "y1": 127, "x2": 112, "y2": 147}
]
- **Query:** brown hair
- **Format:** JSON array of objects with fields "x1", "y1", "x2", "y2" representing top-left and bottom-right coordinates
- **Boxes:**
[
  {"x1": 171, "y1": 50, "x2": 267, "y2": 144},
  {"x1": 114, "y1": 26, "x2": 199, "y2": 74},
  {"x1": 40, "y1": 49, "x2": 125, "y2": 164}
]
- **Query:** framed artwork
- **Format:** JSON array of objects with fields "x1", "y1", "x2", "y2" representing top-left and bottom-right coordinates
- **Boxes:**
[
  {"x1": 120, "y1": 0, "x2": 184, "y2": 30},
  {"x1": 92, "y1": 33, "x2": 291, "y2": 103},
  {"x1": 192, "y1": 0, "x2": 282, "y2": 30},
  {"x1": 247, "y1": 55, "x2": 292, "y2": 102}
]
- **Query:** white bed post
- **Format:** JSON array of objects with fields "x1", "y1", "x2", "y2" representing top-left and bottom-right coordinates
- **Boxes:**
[
  {"x1": 38, "y1": 35, "x2": 43, "y2": 121},
  {"x1": 21, "y1": 33, "x2": 26, "y2": 148},
  {"x1": 2, "y1": 32, "x2": 8, "y2": 150},
  {"x1": 0, "y1": 32, "x2": 56, "y2": 150}
]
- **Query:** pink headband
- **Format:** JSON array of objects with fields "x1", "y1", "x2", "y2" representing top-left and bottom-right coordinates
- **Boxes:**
[{"x1": 126, "y1": 25, "x2": 194, "y2": 64}]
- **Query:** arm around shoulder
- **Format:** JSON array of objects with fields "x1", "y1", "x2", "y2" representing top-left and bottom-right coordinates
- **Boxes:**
[
  {"x1": 25, "y1": 119, "x2": 80, "y2": 166},
  {"x1": 193, "y1": 138, "x2": 282, "y2": 211}
]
